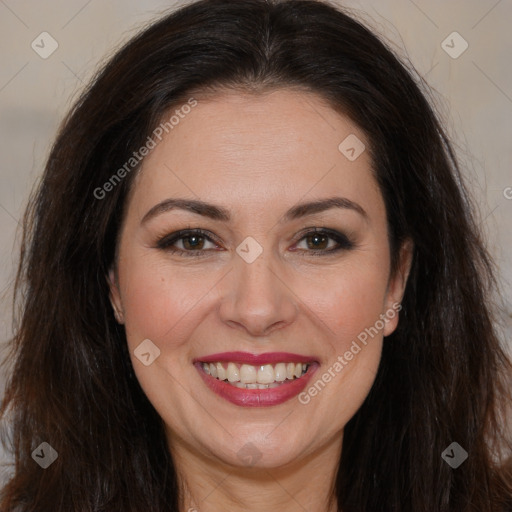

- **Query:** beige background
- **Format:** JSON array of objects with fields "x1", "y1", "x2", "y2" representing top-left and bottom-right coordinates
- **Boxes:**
[{"x1": 0, "y1": 0, "x2": 511, "y2": 469}]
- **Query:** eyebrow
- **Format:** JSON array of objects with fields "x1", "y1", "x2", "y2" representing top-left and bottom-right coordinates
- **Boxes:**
[
  {"x1": 141, "y1": 198, "x2": 230, "y2": 224},
  {"x1": 141, "y1": 196, "x2": 368, "y2": 225},
  {"x1": 285, "y1": 197, "x2": 367, "y2": 221}
]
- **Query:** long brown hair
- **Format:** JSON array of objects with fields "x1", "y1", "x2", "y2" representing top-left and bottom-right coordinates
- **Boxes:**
[{"x1": 1, "y1": 0, "x2": 511, "y2": 510}]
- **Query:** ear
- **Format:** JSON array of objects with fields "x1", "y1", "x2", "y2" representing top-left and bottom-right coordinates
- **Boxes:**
[
  {"x1": 107, "y1": 267, "x2": 125, "y2": 324},
  {"x1": 383, "y1": 238, "x2": 413, "y2": 337}
]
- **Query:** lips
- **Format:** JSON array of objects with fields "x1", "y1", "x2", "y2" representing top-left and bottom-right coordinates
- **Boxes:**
[{"x1": 193, "y1": 351, "x2": 319, "y2": 407}]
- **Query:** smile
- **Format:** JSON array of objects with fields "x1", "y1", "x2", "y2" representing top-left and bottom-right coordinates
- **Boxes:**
[
  {"x1": 194, "y1": 352, "x2": 319, "y2": 407},
  {"x1": 200, "y1": 361, "x2": 309, "y2": 388}
]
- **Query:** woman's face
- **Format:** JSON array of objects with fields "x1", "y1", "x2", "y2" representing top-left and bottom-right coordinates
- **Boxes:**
[{"x1": 109, "y1": 89, "x2": 411, "y2": 469}]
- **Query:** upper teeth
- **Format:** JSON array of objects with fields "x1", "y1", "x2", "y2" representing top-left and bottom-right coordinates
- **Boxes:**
[{"x1": 201, "y1": 362, "x2": 308, "y2": 385}]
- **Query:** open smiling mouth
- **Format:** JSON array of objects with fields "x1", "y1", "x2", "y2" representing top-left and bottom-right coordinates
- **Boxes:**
[
  {"x1": 194, "y1": 353, "x2": 319, "y2": 407},
  {"x1": 200, "y1": 361, "x2": 309, "y2": 388}
]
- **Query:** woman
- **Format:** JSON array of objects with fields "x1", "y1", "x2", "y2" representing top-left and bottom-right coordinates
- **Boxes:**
[{"x1": 1, "y1": 0, "x2": 511, "y2": 510}]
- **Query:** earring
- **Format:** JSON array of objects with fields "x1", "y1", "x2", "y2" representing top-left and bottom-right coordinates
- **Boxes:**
[{"x1": 113, "y1": 306, "x2": 124, "y2": 324}]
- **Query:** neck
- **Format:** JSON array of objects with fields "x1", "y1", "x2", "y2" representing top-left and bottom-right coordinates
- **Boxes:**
[{"x1": 169, "y1": 434, "x2": 342, "y2": 512}]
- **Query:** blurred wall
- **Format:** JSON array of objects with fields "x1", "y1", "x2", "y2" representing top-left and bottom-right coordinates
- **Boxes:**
[{"x1": 0, "y1": 0, "x2": 511, "y2": 468}]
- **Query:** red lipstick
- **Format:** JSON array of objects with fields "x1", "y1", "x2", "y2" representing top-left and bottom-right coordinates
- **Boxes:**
[
  {"x1": 196, "y1": 351, "x2": 317, "y2": 365},
  {"x1": 194, "y1": 351, "x2": 319, "y2": 407}
]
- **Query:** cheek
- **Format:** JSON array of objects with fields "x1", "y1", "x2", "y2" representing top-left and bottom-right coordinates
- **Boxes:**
[
  {"x1": 118, "y1": 256, "x2": 204, "y2": 414},
  {"x1": 304, "y1": 262, "x2": 390, "y2": 351},
  {"x1": 295, "y1": 264, "x2": 388, "y2": 425},
  {"x1": 118, "y1": 254, "x2": 206, "y2": 351}
]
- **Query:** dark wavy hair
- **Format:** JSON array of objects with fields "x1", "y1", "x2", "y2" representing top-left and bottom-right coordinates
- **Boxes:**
[{"x1": 1, "y1": 0, "x2": 511, "y2": 510}]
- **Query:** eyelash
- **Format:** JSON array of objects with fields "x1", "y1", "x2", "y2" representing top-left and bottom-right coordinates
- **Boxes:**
[
  {"x1": 156, "y1": 228, "x2": 221, "y2": 257},
  {"x1": 156, "y1": 227, "x2": 354, "y2": 258}
]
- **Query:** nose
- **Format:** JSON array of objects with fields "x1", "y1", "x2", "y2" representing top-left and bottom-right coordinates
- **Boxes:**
[{"x1": 217, "y1": 248, "x2": 298, "y2": 338}]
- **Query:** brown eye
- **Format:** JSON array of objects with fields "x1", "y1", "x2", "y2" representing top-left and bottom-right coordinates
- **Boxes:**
[
  {"x1": 293, "y1": 229, "x2": 354, "y2": 254},
  {"x1": 156, "y1": 229, "x2": 221, "y2": 256},
  {"x1": 305, "y1": 232, "x2": 330, "y2": 250},
  {"x1": 181, "y1": 234, "x2": 206, "y2": 250}
]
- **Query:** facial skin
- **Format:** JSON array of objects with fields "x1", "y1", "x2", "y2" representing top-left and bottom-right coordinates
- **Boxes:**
[{"x1": 108, "y1": 88, "x2": 412, "y2": 512}]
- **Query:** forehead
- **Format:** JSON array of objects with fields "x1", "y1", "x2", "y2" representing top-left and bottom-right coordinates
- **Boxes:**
[{"x1": 127, "y1": 88, "x2": 383, "y2": 222}]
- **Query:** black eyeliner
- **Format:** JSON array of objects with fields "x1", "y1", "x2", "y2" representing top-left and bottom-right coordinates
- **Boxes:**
[
  {"x1": 292, "y1": 227, "x2": 355, "y2": 253},
  {"x1": 156, "y1": 228, "x2": 216, "y2": 251}
]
